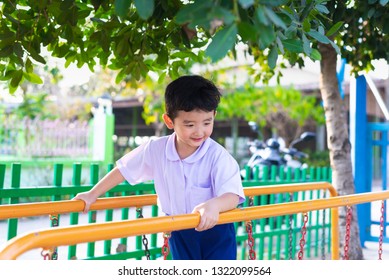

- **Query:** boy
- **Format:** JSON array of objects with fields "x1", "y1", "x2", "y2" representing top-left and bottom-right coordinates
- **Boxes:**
[{"x1": 73, "y1": 75, "x2": 245, "y2": 260}]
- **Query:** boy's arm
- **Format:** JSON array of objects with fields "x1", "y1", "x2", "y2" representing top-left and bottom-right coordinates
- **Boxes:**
[
  {"x1": 73, "y1": 167, "x2": 125, "y2": 212},
  {"x1": 192, "y1": 192, "x2": 239, "y2": 232}
]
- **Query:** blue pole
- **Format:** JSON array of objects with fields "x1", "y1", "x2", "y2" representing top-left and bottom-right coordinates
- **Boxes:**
[
  {"x1": 337, "y1": 58, "x2": 346, "y2": 99},
  {"x1": 350, "y1": 75, "x2": 369, "y2": 246}
]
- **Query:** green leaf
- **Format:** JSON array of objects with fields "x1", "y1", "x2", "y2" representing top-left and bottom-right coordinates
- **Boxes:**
[
  {"x1": 158, "y1": 71, "x2": 167, "y2": 84},
  {"x1": 10, "y1": 69, "x2": 23, "y2": 88},
  {"x1": 9, "y1": 84, "x2": 18, "y2": 94},
  {"x1": 171, "y1": 51, "x2": 198, "y2": 61},
  {"x1": 258, "y1": 25, "x2": 276, "y2": 49},
  {"x1": 326, "y1": 21, "x2": 344, "y2": 37},
  {"x1": 309, "y1": 49, "x2": 321, "y2": 61},
  {"x1": 307, "y1": 30, "x2": 331, "y2": 44},
  {"x1": 0, "y1": 45, "x2": 13, "y2": 57},
  {"x1": 64, "y1": 55, "x2": 76, "y2": 68},
  {"x1": 315, "y1": 4, "x2": 329, "y2": 14},
  {"x1": 302, "y1": 33, "x2": 311, "y2": 55},
  {"x1": 276, "y1": 36, "x2": 284, "y2": 54},
  {"x1": 367, "y1": 8, "x2": 375, "y2": 18},
  {"x1": 264, "y1": 7, "x2": 287, "y2": 30},
  {"x1": 268, "y1": 45, "x2": 278, "y2": 69},
  {"x1": 25, "y1": 58, "x2": 33, "y2": 73},
  {"x1": 175, "y1": 1, "x2": 212, "y2": 24},
  {"x1": 28, "y1": 47, "x2": 46, "y2": 64},
  {"x1": 302, "y1": 19, "x2": 311, "y2": 33},
  {"x1": 239, "y1": 0, "x2": 255, "y2": 8},
  {"x1": 205, "y1": 24, "x2": 237, "y2": 62},
  {"x1": 23, "y1": 72, "x2": 43, "y2": 84},
  {"x1": 256, "y1": 6, "x2": 270, "y2": 25},
  {"x1": 212, "y1": 7, "x2": 235, "y2": 25},
  {"x1": 238, "y1": 22, "x2": 258, "y2": 41},
  {"x1": 115, "y1": 0, "x2": 131, "y2": 18},
  {"x1": 13, "y1": 43, "x2": 23, "y2": 57},
  {"x1": 134, "y1": 0, "x2": 155, "y2": 20},
  {"x1": 116, "y1": 68, "x2": 126, "y2": 84},
  {"x1": 282, "y1": 39, "x2": 303, "y2": 52},
  {"x1": 330, "y1": 40, "x2": 340, "y2": 55},
  {"x1": 156, "y1": 48, "x2": 169, "y2": 66}
]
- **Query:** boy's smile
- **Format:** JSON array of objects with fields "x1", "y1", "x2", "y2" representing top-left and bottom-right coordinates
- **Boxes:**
[{"x1": 163, "y1": 109, "x2": 216, "y2": 159}]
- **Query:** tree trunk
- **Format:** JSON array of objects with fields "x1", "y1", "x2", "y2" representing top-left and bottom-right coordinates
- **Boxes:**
[{"x1": 318, "y1": 42, "x2": 364, "y2": 259}]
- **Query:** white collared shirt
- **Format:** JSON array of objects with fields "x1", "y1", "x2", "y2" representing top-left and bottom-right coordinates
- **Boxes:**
[{"x1": 116, "y1": 133, "x2": 245, "y2": 215}]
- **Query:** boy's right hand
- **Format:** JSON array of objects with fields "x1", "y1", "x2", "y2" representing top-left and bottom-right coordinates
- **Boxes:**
[{"x1": 72, "y1": 191, "x2": 98, "y2": 213}]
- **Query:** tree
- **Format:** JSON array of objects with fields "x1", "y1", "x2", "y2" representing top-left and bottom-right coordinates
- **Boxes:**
[
  {"x1": 0, "y1": 0, "x2": 333, "y2": 92},
  {"x1": 316, "y1": 0, "x2": 389, "y2": 259},
  {"x1": 216, "y1": 83, "x2": 324, "y2": 143},
  {"x1": 2, "y1": 0, "x2": 386, "y2": 259}
]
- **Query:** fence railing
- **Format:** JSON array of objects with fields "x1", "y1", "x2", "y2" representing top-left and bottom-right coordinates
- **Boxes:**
[
  {"x1": 0, "y1": 162, "x2": 332, "y2": 260},
  {"x1": 3, "y1": 188, "x2": 389, "y2": 260},
  {"x1": 0, "y1": 117, "x2": 90, "y2": 158}
]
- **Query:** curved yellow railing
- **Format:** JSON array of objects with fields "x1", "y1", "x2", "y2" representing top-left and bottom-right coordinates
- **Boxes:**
[
  {"x1": 0, "y1": 182, "x2": 335, "y2": 219},
  {"x1": 0, "y1": 182, "x2": 342, "y2": 259},
  {"x1": 2, "y1": 190, "x2": 388, "y2": 260}
]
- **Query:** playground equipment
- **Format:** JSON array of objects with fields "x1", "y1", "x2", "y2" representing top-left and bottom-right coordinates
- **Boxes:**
[{"x1": 0, "y1": 182, "x2": 387, "y2": 260}]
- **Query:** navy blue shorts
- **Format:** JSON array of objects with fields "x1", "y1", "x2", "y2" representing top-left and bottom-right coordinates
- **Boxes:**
[{"x1": 168, "y1": 223, "x2": 237, "y2": 260}]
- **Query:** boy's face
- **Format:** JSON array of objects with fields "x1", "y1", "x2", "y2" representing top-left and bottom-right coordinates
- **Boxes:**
[{"x1": 163, "y1": 109, "x2": 215, "y2": 158}]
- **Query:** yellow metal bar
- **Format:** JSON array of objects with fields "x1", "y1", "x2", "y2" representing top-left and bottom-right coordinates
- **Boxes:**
[
  {"x1": 1, "y1": 190, "x2": 387, "y2": 260},
  {"x1": 0, "y1": 182, "x2": 336, "y2": 219},
  {"x1": 244, "y1": 181, "x2": 337, "y2": 197},
  {"x1": 0, "y1": 194, "x2": 158, "y2": 220}
]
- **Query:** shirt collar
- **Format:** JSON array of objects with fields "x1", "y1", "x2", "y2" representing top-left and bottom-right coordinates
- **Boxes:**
[{"x1": 165, "y1": 132, "x2": 210, "y2": 163}]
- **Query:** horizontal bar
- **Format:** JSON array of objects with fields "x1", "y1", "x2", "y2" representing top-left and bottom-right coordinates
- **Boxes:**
[
  {"x1": 0, "y1": 182, "x2": 335, "y2": 219},
  {"x1": 0, "y1": 194, "x2": 157, "y2": 220},
  {"x1": 0, "y1": 189, "x2": 387, "y2": 260}
]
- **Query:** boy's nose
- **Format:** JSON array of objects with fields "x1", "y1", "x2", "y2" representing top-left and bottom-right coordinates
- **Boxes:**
[{"x1": 193, "y1": 127, "x2": 202, "y2": 136}]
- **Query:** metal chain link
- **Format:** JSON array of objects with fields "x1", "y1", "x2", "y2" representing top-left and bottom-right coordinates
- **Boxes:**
[
  {"x1": 41, "y1": 250, "x2": 51, "y2": 260},
  {"x1": 246, "y1": 221, "x2": 256, "y2": 260},
  {"x1": 136, "y1": 207, "x2": 151, "y2": 260},
  {"x1": 246, "y1": 197, "x2": 256, "y2": 260},
  {"x1": 161, "y1": 232, "x2": 171, "y2": 260},
  {"x1": 343, "y1": 206, "x2": 352, "y2": 260},
  {"x1": 41, "y1": 214, "x2": 59, "y2": 260},
  {"x1": 297, "y1": 213, "x2": 309, "y2": 260},
  {"x1": 288, "y1": 193, "x2": 294, "y2": 260},
  {"x1": 378, "y1": 200, "x2": 385, "y2": 260}
]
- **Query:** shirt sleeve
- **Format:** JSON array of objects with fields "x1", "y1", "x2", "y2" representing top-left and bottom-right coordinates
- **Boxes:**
[
  {"x1": 116, "y1": 140, "x2": 154, "y2": 185},
  {"x1": 212, "y1": 151, "x2": 246, "y2": 204}
]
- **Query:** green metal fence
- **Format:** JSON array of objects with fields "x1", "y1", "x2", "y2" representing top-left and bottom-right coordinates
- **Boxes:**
[{"x1": 0, "y1": 162, "x2": 332, "y2": 260}]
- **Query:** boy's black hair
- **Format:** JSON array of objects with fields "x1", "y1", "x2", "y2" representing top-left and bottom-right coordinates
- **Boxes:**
[{"x1": 164, "y1": 75, "x2": 221, "y2": 120}]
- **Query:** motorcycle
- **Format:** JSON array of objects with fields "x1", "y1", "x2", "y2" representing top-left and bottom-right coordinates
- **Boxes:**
[{"x1": 240, "y1": 131, "x2": 316, "y2": 180}]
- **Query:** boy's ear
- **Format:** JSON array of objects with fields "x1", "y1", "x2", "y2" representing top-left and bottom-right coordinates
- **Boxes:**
[{"x1": 162, "y1": 113, "x2": 174, "y2": 129}]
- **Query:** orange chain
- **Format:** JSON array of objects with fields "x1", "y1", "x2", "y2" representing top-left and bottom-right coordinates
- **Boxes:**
[
  {"x1": 246, "y1": 221, "x2": 256, "y2": 260},
  {"x1": 162, "y1": 232, "x2": 171, "y2": 260},
  {"x1": 343, "y1": 206, "x2": 352, "y2": 260}
]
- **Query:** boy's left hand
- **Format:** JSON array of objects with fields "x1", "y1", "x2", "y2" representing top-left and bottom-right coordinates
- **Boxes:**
[
  {"x1": 192, "y1": 201, "x2": 219, "y2": 231},
  {"x1": 192, "y1": 193, "x2": 239, "y2": 231}
]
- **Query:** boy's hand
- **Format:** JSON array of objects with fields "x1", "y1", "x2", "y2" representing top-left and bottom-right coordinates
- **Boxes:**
[
  {"x1": 192, "y1": 193, "x2": 240, "y2": 231},
  {"x1": 192, "y1": 201, "x2": 219, "y2": 231},
  {"x1": 72, "y1": 191, "x2": 98, "y2": 213}
]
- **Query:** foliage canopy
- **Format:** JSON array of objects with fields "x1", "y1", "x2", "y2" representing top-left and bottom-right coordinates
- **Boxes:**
[{"x1": 0, "y1": 0, "x2": 342, "y2": 93}]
